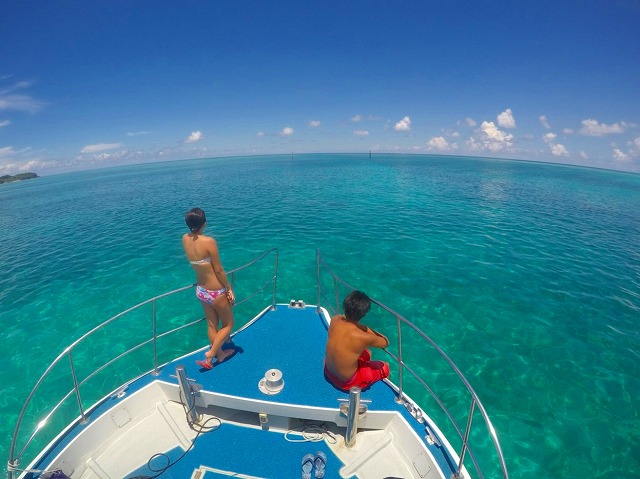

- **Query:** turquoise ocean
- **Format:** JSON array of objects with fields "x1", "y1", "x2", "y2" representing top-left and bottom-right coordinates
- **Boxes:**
[{"x1": 1, "y1": 154, "x2": 639, "y2": 478}]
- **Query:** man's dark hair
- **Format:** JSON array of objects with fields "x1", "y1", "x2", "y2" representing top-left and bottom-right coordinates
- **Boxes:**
[
  {"x1": 185, "y1": 207, "x2": 206, "y2": 233},
  {"x1": 343, "y1": 290, "x2": 371, "y2": 322}
]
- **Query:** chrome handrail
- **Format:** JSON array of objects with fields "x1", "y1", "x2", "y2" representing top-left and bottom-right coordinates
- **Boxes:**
[
  {"x1": 315, "y1": 249, "x2": 508, "y2": 479},
  {"x1": 7, "y1": 248, "x2": 278, "y2": 479}
]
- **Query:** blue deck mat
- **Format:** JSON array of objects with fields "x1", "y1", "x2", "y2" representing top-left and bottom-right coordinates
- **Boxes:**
[{"x1": 167, "y1": 304, "x2": 374, "y2": 408}]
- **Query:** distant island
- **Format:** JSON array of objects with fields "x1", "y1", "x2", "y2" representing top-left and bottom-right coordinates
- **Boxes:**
[{"x1": 0, "y1": 172, "x2": 39, "y2": 184}]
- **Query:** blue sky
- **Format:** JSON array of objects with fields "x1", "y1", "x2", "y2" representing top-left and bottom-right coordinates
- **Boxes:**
[{"x1": 1, "y1": 0, "x2": 639, "y2": 175}]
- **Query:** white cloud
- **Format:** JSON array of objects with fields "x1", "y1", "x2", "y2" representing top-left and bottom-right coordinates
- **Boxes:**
[
  {"x1": 466, "y1": 118, "x2": 476, "y2": 127},
  {"x1": 0, "y1": 82, "x2": 43, "y2": 113},
  {"x1": 580, "y1": 151, "x2": 588, "y2": 159},
  {"x1": 470, "y1": 121, "x2": 514, "y2": 152},
  {"x1": 126, "y1": 131, "x2": 151, "y2": 137},
  {"x1": 353, "y1": 130, "x2": 369, "y2": 137},
  {"x1": 0, "y1": 80, "x2": 34, "y2": 96},
  {"x1": 466, "y1": 121, "x2": 514, "y2": 153},
  {"x1": 80, "y1": 143, "x2": 123, "y2": 153},
  {"x1": 0, "y1": 94, "x2": 43, "y2": 113},
  {"x1": 185, "y1": 131, "x2": 203, "y2": 143},
  {"x1": 633, "y1": 137, "x2": 640, "y2": 149},
  {"x1": 542, "y1": 132, "x2": 568, "y2": 157},
  {"x1": 497, "y1": 109, "x2": 516, "y2": 129},
  {"x1": 0, "y1": 145, "x2": 47, "y2": 175},
  {"x1": 17, "y1": 159, "x2": 41, "y2": 171},
  {"x1": 579, "y1": 119, "x2": 628, "y2": 136},
  {"x1": 394, "y1": 116, "x2": 411, "y2": 131},
  {"x1": 308, "y1": 120, "x2": 321, "y2": 127},
  {"x1": 427, "y1": 136, "x2": 455, "y2": 151},
  {"x1": 550, "y1": 144, "x2": 569, "y2": 157},
  {"x1": 539, "y1": 115, "x2": 550, "y2": 129},
  {"x1": 563, "y1": 128, "x2": 574, "y2": 135},
  {"x1": 75, "y1": 147, "x2": 146, "y2": 166},
  {"x1": 280, "y1": 127, "x2": 294, "y2": 136},
  {"x1": 256, "y1": 131, "x2": 265, "y2": 137},
  {"x1": 351, "y1": 114, "x2": 362, "y2": 122},
  {"x1": 0, "y1": 119, "x2": 10, "y2": 128},
  {"x1": 613, "y1": 148, "x2": 629, "y2": 161},
  {"x1": 0, "y1": 159, "x2": 43, "y2": 175},
  {"x1": 0, "y1": 146, "x2": 15, "y2": 157}
]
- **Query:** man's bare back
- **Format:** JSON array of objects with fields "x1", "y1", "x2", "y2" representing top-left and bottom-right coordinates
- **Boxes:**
[
  {"x1": 325, "y1": 314, "x2": 389, "y2": 381},
  {"x1": 323, "y1": 291, "x2": 390, "y2": 391}
]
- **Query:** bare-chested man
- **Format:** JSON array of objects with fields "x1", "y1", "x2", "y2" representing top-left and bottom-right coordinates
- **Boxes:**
[{"x1": 324, "y1": 291, "x2": 390, "y2": 391}]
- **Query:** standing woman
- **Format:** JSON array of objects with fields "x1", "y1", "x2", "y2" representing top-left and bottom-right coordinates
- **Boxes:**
[{"x1": 182, "y1": 207, "x2": 236, "y2": 369}]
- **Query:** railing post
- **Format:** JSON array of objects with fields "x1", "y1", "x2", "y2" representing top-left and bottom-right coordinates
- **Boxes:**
[
  {"x1": 316, "y1": 249, "x2": 321, "y2": 310},
  {"x1": 152, "y1": 299, "x2": 159, "y2": 375},
  {"x1": 68, "y1": 351, "x2": 88, "y2": 424},
  {"x1": 271, "y1": 250, "x2": 278, "y2": 310},
  {"x1": 176, "y1": 365, "x2": 201, "y2": 424},
  {"x1": 344, "y1": 387, "x2": 361, "y2": 447},
  {"x1": 395, "y1": 314, "x2": 404, "y2": 403},
  {"x1": 453, "y1": 399, "x2": 476, "y2": 479}
]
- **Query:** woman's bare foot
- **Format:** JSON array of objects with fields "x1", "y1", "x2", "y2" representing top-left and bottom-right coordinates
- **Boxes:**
[{"x1": 216, "y1": 348, "x2": 235, "y2": 363}]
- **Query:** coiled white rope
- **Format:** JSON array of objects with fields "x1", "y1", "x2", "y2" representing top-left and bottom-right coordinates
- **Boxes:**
[{"x1": 284, "y1": 424, "x2": 338, "y2": 444}]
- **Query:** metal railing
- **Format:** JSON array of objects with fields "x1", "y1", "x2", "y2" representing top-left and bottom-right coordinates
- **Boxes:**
[
  {"x1": 315, "y1": 249, "x2": 509, "y2": 479},
  {"x1": 7, "y1": 248, "x2": 278, "y2": 479}
]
